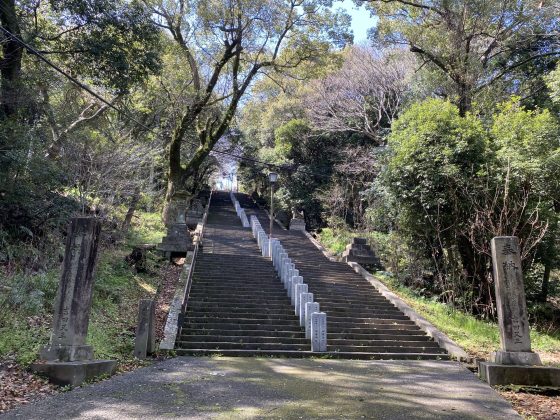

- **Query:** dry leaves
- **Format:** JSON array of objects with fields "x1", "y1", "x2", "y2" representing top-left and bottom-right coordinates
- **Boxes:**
[
  {"x1": 0, "y1": 358, "x2": 58, "y2": 414},
  {"x1": 500, "y1": 390, "x2": 560, "y2": 420},
  {"x1": 154, "y1": 261, "x2": 183, "y2": 341}
]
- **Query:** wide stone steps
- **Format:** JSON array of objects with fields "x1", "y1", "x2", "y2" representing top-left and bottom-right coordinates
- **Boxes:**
[
  {"x1": 176, "y1": 191, "x2": 449, "y2": 360},
  {"x1": 235, "y1": 192, "x2": 449, "y2": 360}
]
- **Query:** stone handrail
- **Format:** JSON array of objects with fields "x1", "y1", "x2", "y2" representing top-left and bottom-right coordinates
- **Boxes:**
[
  {"x1": 250, "y1": 215, "x2": 327, "y2": 352},
  {"x1": 230, "y1": 192, "x2": 250, "y2": 227},
  {"x1": 159, "y1": 190, "x2": 213, "y2": 351}
]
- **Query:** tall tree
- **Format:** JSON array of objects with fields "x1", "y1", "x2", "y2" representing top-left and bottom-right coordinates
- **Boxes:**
[
  {"x1": 0, "y1": 0, "x2": 161, "y2": 119},
  {"x1": 143, "y1": 0, "x2": 351, "y2": 221},
  {"x1": 360, "y1": 0, "x2": 560, "y2": 115}
]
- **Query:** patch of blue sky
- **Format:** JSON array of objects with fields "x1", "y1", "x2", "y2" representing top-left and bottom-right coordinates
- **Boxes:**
[{"x1": 337, "y1": 0, "x2": 378, "y2": 44}]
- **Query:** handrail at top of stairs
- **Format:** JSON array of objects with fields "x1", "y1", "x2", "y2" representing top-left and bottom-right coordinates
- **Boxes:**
[{"x1": 159, "y1": 190, "x2": 213, "y2": 351}]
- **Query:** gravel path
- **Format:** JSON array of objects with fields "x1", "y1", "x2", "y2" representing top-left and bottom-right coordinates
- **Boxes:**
[{"x1": 1, "y1": 356, "x2": 520, "y2": 419}]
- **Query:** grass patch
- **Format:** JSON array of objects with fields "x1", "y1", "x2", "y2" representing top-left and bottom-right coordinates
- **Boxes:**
[
  {"x1": 125, "y1": 211, "x2": 165, "y2": 246},
  {"x1": 375, "y1": 272, "x2": 560, "y2": 363},
  {"x1": 317, "y1": 228, "x2": 354, "y2": 255}
]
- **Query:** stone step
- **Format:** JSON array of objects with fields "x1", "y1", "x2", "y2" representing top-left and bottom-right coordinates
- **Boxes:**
[
  {"x1": 327, "y1": 339, "x2": 440, "y2": 348},
  {"x1": 188, "y1": 290, "x2": 289, "y2": 298},
  {"x1": 176, "y1": 341, "x2": 310, "y2": 351},
  {"x1": 328, "y1": 345, "x2": 448, "y2": 354},
  {"x1": 182, "y1": 321, "x2": 304, "y2": 331},
  {"x1": 328, "y1": 322, "x2": 420, "y2": 331},
  {"x1": 175, "y1": 348, "x2": 449, "y2": 360},
  {"x1": 178, "y1": 335, "x2": 309, "y2": 344},
  {"x1": 328, "y1": 332, "x2": 430, "y2": 340},
  {"x1": 328, "y1": 314, "x2": 411, "y2": 323},
  {"x1": 186, "y1": 297, "x2": 290, "y2": 305},
  {"x1": 189, "y1": 285, "x2": 287, "y2": 293},
  {"x1": 185, "y1": 312, "x2": 303, "y2": 320},
  {"x1": 183, "y1": 317, "x2": 300, "y2": 326},
  {"x1": 180, "y1": 329, "x2": 306, "y2": 338},
  {"x1": 187, "y1": 302, "x2": 295, "y2": 311}
]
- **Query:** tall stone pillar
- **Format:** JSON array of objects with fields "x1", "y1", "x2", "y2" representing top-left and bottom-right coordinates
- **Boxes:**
[
  {"x1": 158, "y1": 191, "x2": 193, "y2": 258},
  {"x1": 489, "y1": 236, "x2": 541, "y2": 366},
  {"x1": 33, "y1": 218, "x2": 117, "y2": 385},
  {"x1": 478, "y1": 236, "x2": 560, "y2": 386}
]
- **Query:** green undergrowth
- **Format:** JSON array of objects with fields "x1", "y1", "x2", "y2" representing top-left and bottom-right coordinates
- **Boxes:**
[
  {"x1": 315, "y1": 227, "x2": 560, "y2": 364},
  {"x1": 0, "y1": 211, "x2": 165, "y2": 366}
]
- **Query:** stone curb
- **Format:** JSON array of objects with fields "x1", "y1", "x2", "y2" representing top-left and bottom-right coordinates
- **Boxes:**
[
  {"x1": 347, "y1": 261, "x2": 470, "y2": 362},
  {"x1": 159, "y1": 191, "x2": 213, "y2": 351}
]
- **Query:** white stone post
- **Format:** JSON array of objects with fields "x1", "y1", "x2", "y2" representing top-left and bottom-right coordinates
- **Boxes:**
[
  {"x1": 294, "y1": 283, "x2": 308, "y2": 314},
  {"x1": 283, "y1": 263, "x2": 294, "y2": 285},
  {"x1": 305, "y1": 302, "x2": 320, "y2": 339},
  {"x1": 311, "y1": 312, "x2": 327, "y2": 352},
  {"x1": 290, "y1": 276, "x2": 303, "y2": 303},
  {"x1": 299, "y1": 293, "x2": 313, "y2": 326}
]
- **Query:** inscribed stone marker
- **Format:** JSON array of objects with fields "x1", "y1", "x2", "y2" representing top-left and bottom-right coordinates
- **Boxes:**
[
  {"x1": 311, "y1": 312, "x2": 327, "y2": 352},
  {"x1": 305, "y1": 302, "x2": 320, "y2": 339},
  {"x1": 40, "y1": 217, "x2": 101, "y2": 362},
  {"x1": 294, "y1": 283, "x2": 308, "y2": 315},
  {"x1": 490, "y1": 236, "x2": 541, "y2": 365},
  {"x1": 299, "y1": 293, "x2": 313, "y2": 326}
]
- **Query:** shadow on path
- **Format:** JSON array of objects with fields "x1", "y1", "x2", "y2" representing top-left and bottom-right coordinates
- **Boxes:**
[{"x1": 1, "y1": 357, "x2": 520, "y2": 419}]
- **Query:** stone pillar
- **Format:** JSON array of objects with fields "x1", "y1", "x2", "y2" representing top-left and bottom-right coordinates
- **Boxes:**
[
  {"x1": 311, "y1": 312, "x2": 327, "y2": 352},
  {"x1": 158, "y1": 192, "x2": 192, "y2": 258},
  {"x1": 294, "y1": 284, "x2": 308, "y2": 315},
  {"x1": 34, "y1": 218, "x2": 116, "y2": 386},
  {"x1": 40, "y1": 218, "x2": 101, "y2": 362},
  {"x1": 134, "y1": 299, "x2": 156, "y2": 359},
  {"x1": 305, "y1": 302, "x2": 320, "y2": 339},
  {"x1": 489, "y1": 237, "x2": 541, "y2": 366},
  {"x1": 290, "y1": 276, "x2": 303, "y2": 304},
  {"x1": 299, "y1": 293, "x2": 314, "y2": 326}
]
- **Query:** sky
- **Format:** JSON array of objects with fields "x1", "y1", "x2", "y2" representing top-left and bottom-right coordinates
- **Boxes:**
[{"x1": 338, "y1": 0, "x2": 377, "y2": 44}]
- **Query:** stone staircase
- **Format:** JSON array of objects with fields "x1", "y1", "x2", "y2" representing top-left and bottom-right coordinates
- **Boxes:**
[
  {"x1": 235, "y1": 193, "x2": 449, "y2": 360},
  {"x1": 176, "y1": 191, "x2": 310, "y2": 356}
]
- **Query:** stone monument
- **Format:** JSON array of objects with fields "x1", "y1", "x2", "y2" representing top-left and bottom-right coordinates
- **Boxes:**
[
  {"x1": 479, "y1": 236, "x2": 560, "y2": 386},
  {"x1": 158, "y1": 191, "x2": 193, "y2": 259},
  {"x1": 32, "y1": 218, "x2": 117, "y2": 386},
  {"x1": 289, "y1": 208, "x2": 306, "y2": 231},
  {"x1": 185, "y1": 198, "x2": 205, "y2": 229},
  {"x1": 342, "y1": 238, "x2": 383, "y2": 269}
]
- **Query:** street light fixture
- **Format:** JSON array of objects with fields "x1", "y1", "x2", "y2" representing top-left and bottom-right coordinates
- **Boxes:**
[{"x1": 268, "y1": 172, "x2": 278, "y2": 257}]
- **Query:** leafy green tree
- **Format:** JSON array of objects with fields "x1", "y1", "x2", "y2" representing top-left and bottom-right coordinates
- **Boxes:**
[
  {"x1": 384, "y1": 97, "x2": 560, "y2": 314},
  {"x1": 143, "y1": 0, "x2": 351, "y2": 221},
  {"x1": 0, "y1": 0, "x2": 161, "y2": 119}
]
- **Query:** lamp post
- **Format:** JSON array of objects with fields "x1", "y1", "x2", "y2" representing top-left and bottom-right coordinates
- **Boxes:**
[{"x1": 268, "y1": 172, "x2": 278, "y2": 256}]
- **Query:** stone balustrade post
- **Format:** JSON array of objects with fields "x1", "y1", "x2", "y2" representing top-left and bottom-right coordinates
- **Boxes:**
[
  {"x1": 311, "y1": 312, "x2": 327, "y2": 352},
  {"x1": 290, "y1": 276, "x2": 303, "y2": 303},
  {"x1": 305, "y1": 302, "x2": 320, "y2": 339},
  {"x1": 294, "y1": 283, "x2": 308, "y2": 314},
  {"x1": 299, "y1": 293, "x2": 314, "y2": 326}
]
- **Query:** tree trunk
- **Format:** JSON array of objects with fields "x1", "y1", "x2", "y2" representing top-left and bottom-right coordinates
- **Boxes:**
[
  {"x1": 0, "y1": 0, "x2": 23, "y2": 119},
  {"x1": 539, "y1": 263, "x2": 551, "y2": 303},
  {"x1": 122, "y1": 187, "x2": 141, "y2": 232}
]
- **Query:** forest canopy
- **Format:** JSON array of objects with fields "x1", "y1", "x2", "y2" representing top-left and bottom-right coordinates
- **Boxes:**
[{"x1": 1, "y1": 0, "x2": 559, "y2": 322}]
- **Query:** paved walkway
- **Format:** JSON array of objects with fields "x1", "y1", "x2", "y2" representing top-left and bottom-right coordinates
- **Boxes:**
[{"x1": 2, "y1": 357, "x2": 519, "y2": 419}]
